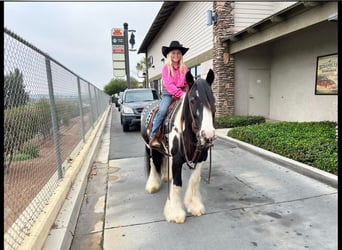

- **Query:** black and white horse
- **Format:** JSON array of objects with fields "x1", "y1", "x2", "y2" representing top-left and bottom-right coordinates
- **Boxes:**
[{"x1": 141, "y1": 69, "x2": 216, "y2": 223}]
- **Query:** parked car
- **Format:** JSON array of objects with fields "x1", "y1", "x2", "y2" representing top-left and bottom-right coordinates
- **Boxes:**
[
  {"x1": 117, "y1": 91, "x2": 124, "y2": 110},
  {"x1": 120, "y1": 88, "x2": 159, "y2": 132}
]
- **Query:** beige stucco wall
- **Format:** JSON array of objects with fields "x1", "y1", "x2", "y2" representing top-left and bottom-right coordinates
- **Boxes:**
[
  {"x1": 269, "y1": 21, "x2": 337, "y2": 122},
  {"x1": 234, "y1": 20, "x2": 337, "y2": 122}
]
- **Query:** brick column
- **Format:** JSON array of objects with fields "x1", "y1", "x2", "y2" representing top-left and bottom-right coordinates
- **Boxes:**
[{"x1": 213, "y1": 1, "x2": 235, "y2": 116}]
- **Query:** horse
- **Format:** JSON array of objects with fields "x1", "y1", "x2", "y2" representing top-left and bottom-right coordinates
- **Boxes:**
[{"x1": 140, "y1": 69, "x2": 216, "y2": 224}]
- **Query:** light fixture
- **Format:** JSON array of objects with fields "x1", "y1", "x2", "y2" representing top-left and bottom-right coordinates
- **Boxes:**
[
  {"x1": 148, "y1": 56, "x2": 153, "y2": 68},
  {"x1": 206, "y1": 10, "x2": 217, "y2": 26}
]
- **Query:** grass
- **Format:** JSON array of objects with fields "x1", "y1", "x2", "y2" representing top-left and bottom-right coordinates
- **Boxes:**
[
  {"x1": 11, "y1": 143, "x2": 39, "y2": 162},
  {"x1": 215, "y1": 116, "x2": 337, "y2": 175}
]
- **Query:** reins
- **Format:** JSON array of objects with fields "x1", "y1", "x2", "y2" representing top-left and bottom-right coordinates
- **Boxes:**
[{"x1": 180, "y1": 90, "x2": 214, "y2": 183}]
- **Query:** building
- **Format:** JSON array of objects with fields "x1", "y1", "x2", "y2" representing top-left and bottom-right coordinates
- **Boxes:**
[{"x1": 138, "y1": 1, "x2": 338, "y2": 122}]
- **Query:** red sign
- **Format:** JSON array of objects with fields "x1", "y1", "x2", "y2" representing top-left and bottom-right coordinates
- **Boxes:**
[
  {"x1": 112, "y1": 28, "x2": 123, "y2": 36},
  {"x1": 112, "y1": 48, "x2": 125, "y2": 53}
]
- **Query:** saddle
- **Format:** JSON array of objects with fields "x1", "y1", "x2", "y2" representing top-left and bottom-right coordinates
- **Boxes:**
[{"x1": 147, "y1": 99, "x2": 181, "y2": 147}]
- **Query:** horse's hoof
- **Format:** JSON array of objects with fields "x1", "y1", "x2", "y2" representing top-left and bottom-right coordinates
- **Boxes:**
[
  {"x1": 165, "y1": 214, "x2": 186, "y2": 224},
  {"x1": 162, "y1": 176, "x2": 171, "y2": 183},
  {"x1": 146, "y1": 186, "x2": 159, "y2": 193},
  {"x1": 145, "y1": 182, "x2": 161, "y2": 193},
  {"x1": 164, "y1": 200, "x2": 186, "y2": 223},
  {"x1": 186, "y1": 202, "x2": 205, "y2": 217},
  {"x1": 174, "y1": 217, "x2": 186, "y2": 224},
  {"x1": 190, "y1": 209, "x2": 205, "y2": 217}
]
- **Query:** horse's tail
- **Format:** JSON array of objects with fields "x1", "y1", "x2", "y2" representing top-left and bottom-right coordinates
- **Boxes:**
[{"x1": 144, "y1": 145, "x2": 151, "y2": 177}]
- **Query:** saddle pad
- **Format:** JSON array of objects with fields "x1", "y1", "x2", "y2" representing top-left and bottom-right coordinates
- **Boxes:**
[{"x1": 146, "y1": 99, "x2": 181, "y2": 141}]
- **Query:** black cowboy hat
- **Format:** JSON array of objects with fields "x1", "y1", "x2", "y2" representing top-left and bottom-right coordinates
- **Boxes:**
[{"x1": 162, "y1": 41, "x2": 189, "y2": 58}]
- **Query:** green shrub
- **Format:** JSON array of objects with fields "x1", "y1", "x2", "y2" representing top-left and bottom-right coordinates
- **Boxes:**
[
  {"x1": 4, "y1": 106, "x2": 37, "y2": 156},
  {"x1": 55, "y1": 99, "x2": 80, "y2": 127},
  {"x1": 32, "y1": 98, "x2": 52, "y2": 138},
  {"x1": 20, "y1": 143, "x2": 39, "y2": 158},
  {"x1": 228, "y1": 121, "x2": 337, "y2": 175},
  {"x1": 12, "y1": 144, "x2": 39, "y2": 161},
  {"x1": 215, "y1": 115, "x2": 265, "y2": 128},
  {"x1": 13, "y1": 153, "x2": 32, "y2": 161}
]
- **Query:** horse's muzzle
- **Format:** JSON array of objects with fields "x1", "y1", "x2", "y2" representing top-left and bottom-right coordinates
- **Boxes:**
[{"x1": 199, "y1": 130, "x2": 216, "y2": 146}]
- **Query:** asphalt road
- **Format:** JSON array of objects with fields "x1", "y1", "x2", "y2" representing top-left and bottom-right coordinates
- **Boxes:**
[{"x1": 72, "y1": 107, "x2": 337, "y2": 250}]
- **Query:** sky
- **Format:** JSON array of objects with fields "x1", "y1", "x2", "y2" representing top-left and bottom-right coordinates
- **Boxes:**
[{"x1": 4, "y1": 2, "x2": 163, "y2": 90}]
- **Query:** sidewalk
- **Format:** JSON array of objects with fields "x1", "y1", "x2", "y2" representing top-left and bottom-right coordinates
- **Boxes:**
[
  {"x1": 215, "y1": 128, "x2": 337, "y2": 188},
  {"x1": 45, "y1": 110, "x2": 337, "y2": 249}
]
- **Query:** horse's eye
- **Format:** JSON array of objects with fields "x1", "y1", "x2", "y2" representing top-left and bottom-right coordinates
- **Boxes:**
[{"x1": 190, "y1": 96, "x2": 196, "y2": 103}]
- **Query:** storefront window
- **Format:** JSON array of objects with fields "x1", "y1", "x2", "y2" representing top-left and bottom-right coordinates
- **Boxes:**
[{"x1": 190, "y1": 64, "x2": 201, "y2": 79}]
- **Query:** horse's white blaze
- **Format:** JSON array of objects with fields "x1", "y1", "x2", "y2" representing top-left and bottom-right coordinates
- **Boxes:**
[
  {"x1": 164, "y1": 185, "x2": 186, "y2": 223},
  {"x1": 184, "y1": 163, "x2": 205, "y2": 216},
  {"x1": 200, "y1": 106, "x2": 215, "y2": 139},
  {"x1": 145, "y1": 158, "x2": 161, "y2": 193}
]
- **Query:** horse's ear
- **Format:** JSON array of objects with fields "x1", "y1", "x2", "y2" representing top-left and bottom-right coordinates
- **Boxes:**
[
  {"x1": 206, "y1": 69, "x2": 215, "y2": 86},
  {"x1": 186, "y1": 70, "x2": 194, "y2": 88}
]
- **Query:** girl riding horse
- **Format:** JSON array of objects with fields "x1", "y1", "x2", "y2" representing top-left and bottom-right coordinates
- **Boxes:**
[{"x1": 141, "y1": 69, "x2": 216, "y2": 224}]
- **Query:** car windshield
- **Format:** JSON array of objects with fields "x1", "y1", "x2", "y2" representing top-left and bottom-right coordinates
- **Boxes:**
[{"x1": 124, "y1": 90, "x2": 158, "y2": 103}]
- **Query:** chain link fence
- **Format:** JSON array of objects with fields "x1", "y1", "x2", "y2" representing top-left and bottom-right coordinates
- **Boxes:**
[{"x1": 4, "y1": 27, "x2": 110, "y2": 249}]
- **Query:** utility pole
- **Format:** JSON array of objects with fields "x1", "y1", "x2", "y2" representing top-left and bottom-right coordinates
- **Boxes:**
[{"x1": 123, "y1": 22, "x2": 131, "y2": 89}]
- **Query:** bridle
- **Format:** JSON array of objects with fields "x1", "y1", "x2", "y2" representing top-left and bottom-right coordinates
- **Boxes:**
[{"x1": 181, "y1": 84, "x2": 215, "y2": 175}]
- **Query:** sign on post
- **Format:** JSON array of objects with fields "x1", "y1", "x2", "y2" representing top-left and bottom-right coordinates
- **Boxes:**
[{"x1": 111, "y1": 28, "x2": 125, "y2": 77}]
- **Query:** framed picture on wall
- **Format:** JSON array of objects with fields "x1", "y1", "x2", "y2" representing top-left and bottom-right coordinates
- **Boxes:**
[{"x1": 315, "y1": 53, "x2": 338, "y2": 95}]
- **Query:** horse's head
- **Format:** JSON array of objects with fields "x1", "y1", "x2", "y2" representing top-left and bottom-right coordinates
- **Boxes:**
[{"x1": 184, "y1": 69, "x2": 216, "y2": 146}]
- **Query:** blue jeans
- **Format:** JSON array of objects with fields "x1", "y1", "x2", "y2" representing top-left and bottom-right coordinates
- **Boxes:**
[{"x1": 151, "y1": 93, "x2": 173, "y2": 137}]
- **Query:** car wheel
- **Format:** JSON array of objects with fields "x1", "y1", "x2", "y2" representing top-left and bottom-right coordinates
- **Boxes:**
[{"x1": 123, "y1": 123, "x2": 129, "y2": 132}]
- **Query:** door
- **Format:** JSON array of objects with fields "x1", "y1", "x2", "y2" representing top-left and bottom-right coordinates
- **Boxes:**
[{"x1": 248, "y1": 69, "x2": 270, "y2": 117}]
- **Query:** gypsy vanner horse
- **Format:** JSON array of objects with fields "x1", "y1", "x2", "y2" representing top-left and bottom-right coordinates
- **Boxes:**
[{"x1": 141, "y1": 69, "x2": 216, "y2": 224}]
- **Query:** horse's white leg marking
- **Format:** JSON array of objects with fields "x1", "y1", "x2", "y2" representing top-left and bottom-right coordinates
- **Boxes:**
[
  {"x1": 145, "y1": 158, "x2": 161, "y2": 193},
  {"x1": 164, "y1": 184, "x2": 186, "y2": 223},
  {"x1": 161, "y1": 156, "x2": 172, "y2": 183},
  {"x1": 184, "y1": 163, "x2": 205, "y2": 216}
]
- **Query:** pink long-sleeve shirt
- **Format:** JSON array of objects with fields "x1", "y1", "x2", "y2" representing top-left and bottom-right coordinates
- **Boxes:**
[{"x1": 162, "y1": 64, "x2": 189, "y2": 98}]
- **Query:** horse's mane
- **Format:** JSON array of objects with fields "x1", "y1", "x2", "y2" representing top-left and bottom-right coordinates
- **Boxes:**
[{"x1": 182, "y1": 79, "x2": 216, "y2": 159}]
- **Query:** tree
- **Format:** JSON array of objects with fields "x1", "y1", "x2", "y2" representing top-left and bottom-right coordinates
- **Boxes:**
[
  {"x1": 103, "y1": 78, "x2": 127, "y2": 96},
  {"x1": 4, "y1": 68, "x2": 30, "y2": 109},
  {"x1": 103, "y1": 76, "x2": 143, "y2": 96},
  {"x1": 130, "y1": 76, "x2": 140, "y2": 88},
  {"x1": 136, "y1": 57, "x2": 147, "y2": 86}
]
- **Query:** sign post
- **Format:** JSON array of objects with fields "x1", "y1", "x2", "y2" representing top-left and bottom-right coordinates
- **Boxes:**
[
  {"x1": 123, "y1": 23, "x2": 131, "y2": 89},
  {"x1": 111, "y1": 28, "x2": 125, "y2": 78}
]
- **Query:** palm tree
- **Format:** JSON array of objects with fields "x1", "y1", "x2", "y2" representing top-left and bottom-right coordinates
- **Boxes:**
[{"x1": 136, "y1": 57, "x2": 146, "y2": 86}]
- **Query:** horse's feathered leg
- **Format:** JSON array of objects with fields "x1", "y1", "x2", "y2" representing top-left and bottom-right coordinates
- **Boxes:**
[
  {"x1": 184, "y1": 162, "x2": 205, "y2": 216},
  {"x1": 145, "y1": 157, "x2": 161, "y2": 193},
  {"x1": 163, "y1": 130, "x2": 186, "y2": 223},
  {"x1": 145, "y1": 148, "x2": 163, "y2": 193},
  {"x1": 160, "y1": 155, "x2": 172, "y2": 183},
  {"x1": 164, "y1": 184, "x2": 186, "y2": 224}
]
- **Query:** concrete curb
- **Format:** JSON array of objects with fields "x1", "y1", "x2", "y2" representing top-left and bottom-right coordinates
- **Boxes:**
[
  {"x1": 40, "y1": 108, "x2": 112, "y2": 249},
  {"x1": 215, "y1": 130, "x2": 337, "y2": 189}
]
